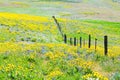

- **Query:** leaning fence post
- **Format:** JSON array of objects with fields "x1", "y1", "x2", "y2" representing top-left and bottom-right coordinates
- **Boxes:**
[
  {"x1": 52, "y1": 16, "x2": 63, "y2": 37},
  {"x1": 70, "y1": 38, "x2": 72, "y2": 45},
  {"x1": 80, "y1": 37, "x2": 82, "y2": 48},
  {"x1": 64, "y1": 34, "x2": 67, "y2": 43},
  {"x1": 88, "y1": 34, "x2": 91, "y2": 48},
  {"x1": 104, "y1": 36, "x2": 108, "y2": 56},
  {"x1": 74, "y1": 37, "x2": 77, "y2": 46},
  {"x1": 95, "y1": 38, "x2": 97, "y2": 51}
]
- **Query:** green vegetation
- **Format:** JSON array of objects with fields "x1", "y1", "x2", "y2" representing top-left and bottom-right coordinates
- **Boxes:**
[{"x1": 0, "y1": 0, "x2": 120, "y2": 80}]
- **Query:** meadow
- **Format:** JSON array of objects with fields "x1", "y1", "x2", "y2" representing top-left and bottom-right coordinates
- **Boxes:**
[{"x1": 0, "y1": 0, "x2": 120, "y2": 80}]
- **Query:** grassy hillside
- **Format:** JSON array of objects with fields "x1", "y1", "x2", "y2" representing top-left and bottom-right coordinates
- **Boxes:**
[
  {"x1": 0, "y1": 0, "x2": 120, "y2": 80},
  {"x1": 0, "y1": 0, "x2": 120, "y2": 21}
]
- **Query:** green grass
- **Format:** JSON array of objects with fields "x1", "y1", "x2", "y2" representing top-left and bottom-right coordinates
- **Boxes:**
[
  {"x1": 0, "y1": 0, "x2": 120, "y2": 80},
  {"x1": 60, "y1": 19, "x2": 120, "y2": 47}
]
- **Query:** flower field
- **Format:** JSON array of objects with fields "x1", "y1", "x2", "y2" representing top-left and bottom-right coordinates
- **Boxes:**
[
  {"x1": 0, "y1": 0, "x2": 120, "y2": 80},
  {"x1": 0, "y1": 42, "x2": 109, "y2": 80},
  {"x1": 0, "y1": 12, "x2": 120, "y2": 80}
]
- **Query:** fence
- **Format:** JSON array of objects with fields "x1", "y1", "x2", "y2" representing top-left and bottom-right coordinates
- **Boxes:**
[
  {"x1": 52, "y1": 16, "x2": 108, "y2": 56},
  {"x1": 63, "y1": 34, "x2": 108, "y2": 56}
]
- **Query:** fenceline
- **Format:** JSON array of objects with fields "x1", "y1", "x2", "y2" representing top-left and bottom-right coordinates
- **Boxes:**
[
  {"x1": 63, "y1": 34, "x2": 108, "y2": 56},
  {"x1": 52, "y1": 16, "x2": 108, "y2": 56}
]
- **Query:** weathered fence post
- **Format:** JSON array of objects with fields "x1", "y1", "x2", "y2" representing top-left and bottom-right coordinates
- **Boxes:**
[
  {"x1": 52, "y1": 16, "x2": 63, "y2": 37},
  {"x1": 74, "y1": 37, "x2": 77, "y2": 46},
  {"x1": 104, "y1": 36, "x2": 108, "y2": 56},
  {"x1": 70, "y1": 38, "x2": 72, "y2": 45},
  {"x1": 64, "y1": 34, "x2": 67, "y2": 43},
  {"x1": 95, "y1": 38, "x2": 97, "y2": 51},
  {"x1": 80, "y1": 37, "x2": 82, "y2": 48},
  {"x1": 88, "y1": 34, "x2": 91, "y2": 48}
]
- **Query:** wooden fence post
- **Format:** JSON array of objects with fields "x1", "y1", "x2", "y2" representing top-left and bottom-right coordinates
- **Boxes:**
[
  {"x1": 74, "y1": 37, "x2": 77, "y2": 46},
  {"x1": 95, "y1": 38, "x2": 97, "y2": 51},
  {"x1": 80, "y1": 37, "x2": 82, "y2": 48},
  {"x1": 52, "y1": 16, "x2": 63, "y2": 37},
  {"x1": 88, "y1": 34, "x2": 91, "y2": 48},
  {"x1": 64, "y1": 34, "x2": 67, "y2": 43},
  {"x1": 104, "y1": 36, "x2": 108, "y2": 56},
  {"x1": 70, "y1": 38, "x2": 72, "y2": 45}
]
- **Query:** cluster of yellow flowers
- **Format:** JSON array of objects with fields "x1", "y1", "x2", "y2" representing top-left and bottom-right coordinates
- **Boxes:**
[
  {"x1": 108, "y1": 46, "x2": 120, "y2": 57},
  {"x1": 0, "y1": 12, "x2": 57, "y2": 34},
  {"x1": 46, "y1": 69, "x2": 63, "y2": 80},
  {"x1": 45, "y1": 51, "x2": 65, "y2": 59},
  {"x1": 0, "y1": 12, "x2": 49, "y2": 22},
  {"x1": 0, "y1": 63, "x2": 35, "y2": 73},
  {"x1": 0, "y1": 42, "x2": 22, "y2": 53},
  {"x1": 68, "y1": 58, "x2": 109, "y2": 80},
  {"x1": 4, "y1": 64, "x2": 15, "y2": 72},
  {"x1": 0, "y1": 42, "x2": 67, "y2": 53},
  {"x1": 79, "y1": 45, "x2": 120, "y2": 58},
  {"x1": 1, "y1": 40, "x2": 119, "y2": 58},
  {"x1": 82, "y1": 71, "x2": 108, "y2": 80},
  {"x1": 69, "y1": 58, "x2": 93, "y2": 68},
  {"x1": 66, "y1": 46, "x2": 78, "y2": 56}
]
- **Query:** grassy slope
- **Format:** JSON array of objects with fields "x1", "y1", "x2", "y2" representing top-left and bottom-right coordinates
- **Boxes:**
[
  {"x1": 0, "y1": 0, "x2": 120, "y2": 80},
  {"x1": 0, "y1": 0, "x2": 120, "y2": 21},
  {"x1": 61, "y1": 19, "x2": 120, "y2": 47}
]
